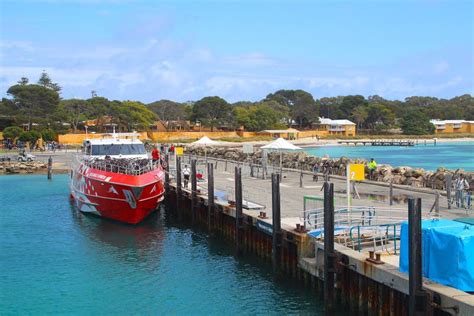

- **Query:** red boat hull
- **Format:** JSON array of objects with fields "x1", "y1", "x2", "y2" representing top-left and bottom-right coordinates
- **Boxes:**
[{"x1": 70, "y1": 163, "x2": 165, "y2": 224}]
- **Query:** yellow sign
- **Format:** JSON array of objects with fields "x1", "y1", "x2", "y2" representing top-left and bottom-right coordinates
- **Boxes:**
[
  {"x1": 349, "y1": 164, "x2": 365, "y2": 181},
  {"x1": 175, "y1": 147, "x2": 184, "y2": 156}
]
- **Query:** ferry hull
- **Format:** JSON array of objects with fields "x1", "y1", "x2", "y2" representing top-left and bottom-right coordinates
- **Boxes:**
[{"x1": 70, "y1": 164, "x2": 165, "y2": 224}]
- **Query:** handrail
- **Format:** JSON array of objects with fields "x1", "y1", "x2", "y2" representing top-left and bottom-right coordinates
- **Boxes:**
[{"x1": 75, "y1": 155, "x2": 160, "y2": 176}]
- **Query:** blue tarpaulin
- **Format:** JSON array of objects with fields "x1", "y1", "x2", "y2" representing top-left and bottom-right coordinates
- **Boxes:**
[{"x1": 399, "y1": 219, "x2": 474, "y2": 292}]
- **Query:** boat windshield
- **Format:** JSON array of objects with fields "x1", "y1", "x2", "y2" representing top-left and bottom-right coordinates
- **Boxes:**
[{"x1": 91, "y1": 143, "x2": 146, "y2": 156}]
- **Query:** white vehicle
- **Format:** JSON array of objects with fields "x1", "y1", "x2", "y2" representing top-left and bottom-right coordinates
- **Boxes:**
[{"x1": 17, "y1": 153, "x2": 36, "y2": 162}]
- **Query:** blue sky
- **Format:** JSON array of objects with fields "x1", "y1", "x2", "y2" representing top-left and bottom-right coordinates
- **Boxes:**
[{"x1": 0, "y1": 0, "x2": 472, "y2": 103}]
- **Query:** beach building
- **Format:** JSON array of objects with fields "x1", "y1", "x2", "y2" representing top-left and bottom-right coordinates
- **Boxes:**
[
  {"x1": 317, "y1": 117, "x2": 356, "y2": 136},
  {"x1": 259, "y1": 128, "x2": 300, "y2": 139},
  {"x1": 430, "y1": 119, "x2": 474, "y2": 134}
]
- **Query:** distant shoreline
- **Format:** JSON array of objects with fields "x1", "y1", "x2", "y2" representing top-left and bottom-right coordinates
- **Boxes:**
[{"x1": 216, "y1": 136, "x2": 474, "y2": 148}]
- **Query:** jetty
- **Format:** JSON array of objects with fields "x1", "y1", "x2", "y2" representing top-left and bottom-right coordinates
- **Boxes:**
[
  {"x1": 338, "y1": 140, "x2": 415, "y2": 146},
  {"x1": 163, "y1": 153, "x2": 474, "y2": 315}
]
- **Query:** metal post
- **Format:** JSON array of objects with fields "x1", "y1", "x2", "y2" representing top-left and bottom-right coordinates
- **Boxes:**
[
  {"x1": 47, "y1": 156, "x2": 52, "y2": 180},
  {"x1": 207, "y1": 163, "x2": 214, "y2": 233},
  {"x1": 446, "y1": 174, "x2": 452, "y2": 209},
  {"x1": 435, "y1": 191, "x2": 440, "y2": 216},
  {"x1": 408, "y1": 198, "x2": 428, "y2": 316},
  {"x1": 225, "y1": 160, "x2": 228, "y2": 172},
  {"x1": 299, "y1": 169, "x2": 303, "y2": 188},
  {"x1": 389, "y1": 180, "x2": 393, "y2": 206},
  {"x1": 191, "y1": 159, "x2": 197, "y2": 225},
  {"x1": 235, "y1": 166, "x2": 243, "y2": 255},
  {"x1": 324, "y1": 182, "x2": 335, "y2": 314},
  {"x1": 271, "y1": 173, "x2": 281, "y2": 276}
]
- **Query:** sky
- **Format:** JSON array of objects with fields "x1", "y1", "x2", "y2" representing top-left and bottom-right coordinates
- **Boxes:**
[{"x1": 0, "y1": 0, "x2": 472, "y2": 103}]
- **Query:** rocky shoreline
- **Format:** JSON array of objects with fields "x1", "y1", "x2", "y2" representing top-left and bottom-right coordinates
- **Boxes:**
[
  {"x1": 186, "y1": 146, "x2": 473, "y2": 190},
  {"x1": 0, "y1": 161, "x2": 68, "y2": 175}
]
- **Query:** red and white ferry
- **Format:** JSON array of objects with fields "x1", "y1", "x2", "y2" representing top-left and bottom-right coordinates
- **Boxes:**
[{"x1": 70, "y1": 133, "x2": 165, "y2": 224}]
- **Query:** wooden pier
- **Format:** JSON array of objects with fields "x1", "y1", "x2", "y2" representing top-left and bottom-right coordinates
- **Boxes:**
[
  {"x1": 163, "y1": 154, "x2": 474, "y2": 315},
  {"x1": 338, "y1": 140, "x2": 416, "y2": 146}
]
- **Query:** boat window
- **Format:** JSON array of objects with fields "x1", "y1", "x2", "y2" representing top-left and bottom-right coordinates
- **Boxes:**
[{"x1": 91, "y1": 144, "x2": 146, "y2": 155}]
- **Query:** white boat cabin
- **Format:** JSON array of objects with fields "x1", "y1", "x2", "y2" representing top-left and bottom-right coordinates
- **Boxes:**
[{"x1": 83, "y1": 136, "x2": 148, "y2": 159}]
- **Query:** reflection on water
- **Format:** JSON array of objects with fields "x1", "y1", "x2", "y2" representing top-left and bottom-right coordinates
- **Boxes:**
[{"x1": 1, "y1": 175, "x2": 328, "y2": 315}]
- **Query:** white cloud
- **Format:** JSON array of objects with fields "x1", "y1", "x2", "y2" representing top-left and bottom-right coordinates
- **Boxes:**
[{"x1": 0, "y1": 35, "x2": 470, "y2": 102}]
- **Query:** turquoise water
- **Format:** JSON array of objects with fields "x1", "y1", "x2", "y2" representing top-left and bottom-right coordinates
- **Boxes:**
[
  {"x1": 304, "y1": 141, "x2": 474, "y2": 171},
  {"x1": 0, "y1": 175, "x2": 325, "y2": 315}
]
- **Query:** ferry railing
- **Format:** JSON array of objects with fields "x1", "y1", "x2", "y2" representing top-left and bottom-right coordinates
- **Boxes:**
[{"x1": 74, "y1": 155, "x2": 160, "y2": 176}]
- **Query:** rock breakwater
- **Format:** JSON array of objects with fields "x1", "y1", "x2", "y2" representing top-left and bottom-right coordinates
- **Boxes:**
[{"x1": 186, "y1": 146, "x2": 473, "y2": 190}]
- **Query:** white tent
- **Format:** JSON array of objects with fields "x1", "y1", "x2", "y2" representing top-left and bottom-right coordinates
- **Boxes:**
[
  {"x1": 261, "y1": 137, "x2": 301, "y2": 151},
  {"x1": 192, "y1": 136, "x2": 219, "y2": 145},
  {"x1": 261, "y1": 138, "x2": 302, "y2": 173},
  {"x1": 192, "y1": 136, "x2": 220, "y2": 164}
]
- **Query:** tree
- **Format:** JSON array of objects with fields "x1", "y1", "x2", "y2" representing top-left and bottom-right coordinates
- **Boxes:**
[
  {"x1": 318, "y1": 96, "x2": 344, "y2": 119},
  {"x1": 192, "y1": 96, "x2": 232, "y2": 131},
  {"x1": 147, "y1": 100, "x2": 187, "y2": 121},
  {"x1": 2, "y1": 126, "x2": 23, "y2": 140},
  {"x1": 38, "y1": 71, "x2": 61, "y2": 92},
  {"x1": 265, "y1": 89, "x2": 318, "y2": 127},
  {"x1": 17, "y1": 77, "x2": 29, "y2": 85},
  {"x1": 365, "y1": 103, "x2": 395, "y2": 129},
  {"x1": 57, "y1": 99, "x2": 89, "y2": 133},
  {"x1": 339, "y1": 95, "x2": 367, "y2": 118},
  {"x1": 111, "y1": 101, "x2": 157, "y2": 132},
  {"x1": 7, "y1": 84, "x2": 60, "y2": 130},
  {"x1": 350, "y1": 106, "x2": 368, "y2": 129},
  {"x1": 400, "y1": 110, "x2": 435, "y2": 135},
  {"x1": 41, "y1": 129, "x2": 56, "y2": 142},
  {"x1": 18, "y1": 130, "x2": 41, "y2": 147},
  {"x1": 233, "y1": 103, "x2": 287, "y2": 131}
]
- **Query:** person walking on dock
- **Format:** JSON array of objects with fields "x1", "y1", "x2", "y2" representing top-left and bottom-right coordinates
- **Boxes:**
[
  {"x1": 455, "y1": 174, "x2": 469, "y2": 208},
  {"x1": 183, "y1": 164, "x2": 191, "y2": 188},
  {"x1": 151, "y1": 146, "x2": 160, "y2": 164},
  {"x1": 368, "y1": 158, "x2": 377, "y2": 180}
]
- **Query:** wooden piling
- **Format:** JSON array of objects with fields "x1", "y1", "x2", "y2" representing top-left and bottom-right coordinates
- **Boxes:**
[
  {"x1": 164, "y1": 154, "x2": 170, "y2": 193},
  {"x1": 271, "y1": 173, "x2": 282, "y2": 276},
  {"x1": 191, "y1": 159, "x2": 197, "y2": 225},
  {"x1": 235, "y1": 166, "x2": 243, "y2": 255},
  {"x1": 176, "y1": 156, "x2": 182, "y2": 216},
  {"x1": 207, "y1": 163, "x2": 214, "y2": 233},
  {"x1": 323, "y1": 182, "x2": 335, "y2": 314},
  {"x1": 47, "y1": 156, "x2": 52, "y2": 180},
  {"x1": 408, "y1": 198, "x2": 429, "y2": 315}
]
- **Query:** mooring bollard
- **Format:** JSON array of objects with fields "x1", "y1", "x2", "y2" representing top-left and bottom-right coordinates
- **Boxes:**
[
  {"x1": 47, "y1": 156, "x2": 52, "y2": 180},
  {"x1": 207, "y1": 163, "x2": 214, "y2": 233},
  {"x1": 235, "y1": 166, "x2": 243, "y2": 255},
  {"x1": 191, "y1": 159, "x2": 197, "y2": 225},
  {"x1": 408, "y1": 197, "x2": 429, "y2": 315},
  {"x1": 324, "y1": 182, "x2": 335, "y2": 314},
  {"x1": 271, "y1": 173, "x2": 282, "y2": 276}
]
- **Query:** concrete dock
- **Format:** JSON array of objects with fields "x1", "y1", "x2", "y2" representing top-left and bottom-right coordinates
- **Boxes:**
[{"x1": 166, "y1": 154, "x2": 474, "y2": 315}]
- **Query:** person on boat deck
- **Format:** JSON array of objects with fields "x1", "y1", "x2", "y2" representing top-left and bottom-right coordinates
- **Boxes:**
[
  {"x1": 368, "y1": 158, "x2": 377, "y2": 180},
  {"x1": 183, "y1": 164, "x2": 191, "y2": 188},
  {"x1": 151, "y1": 146, "x2": 160, "y2": 163}
]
